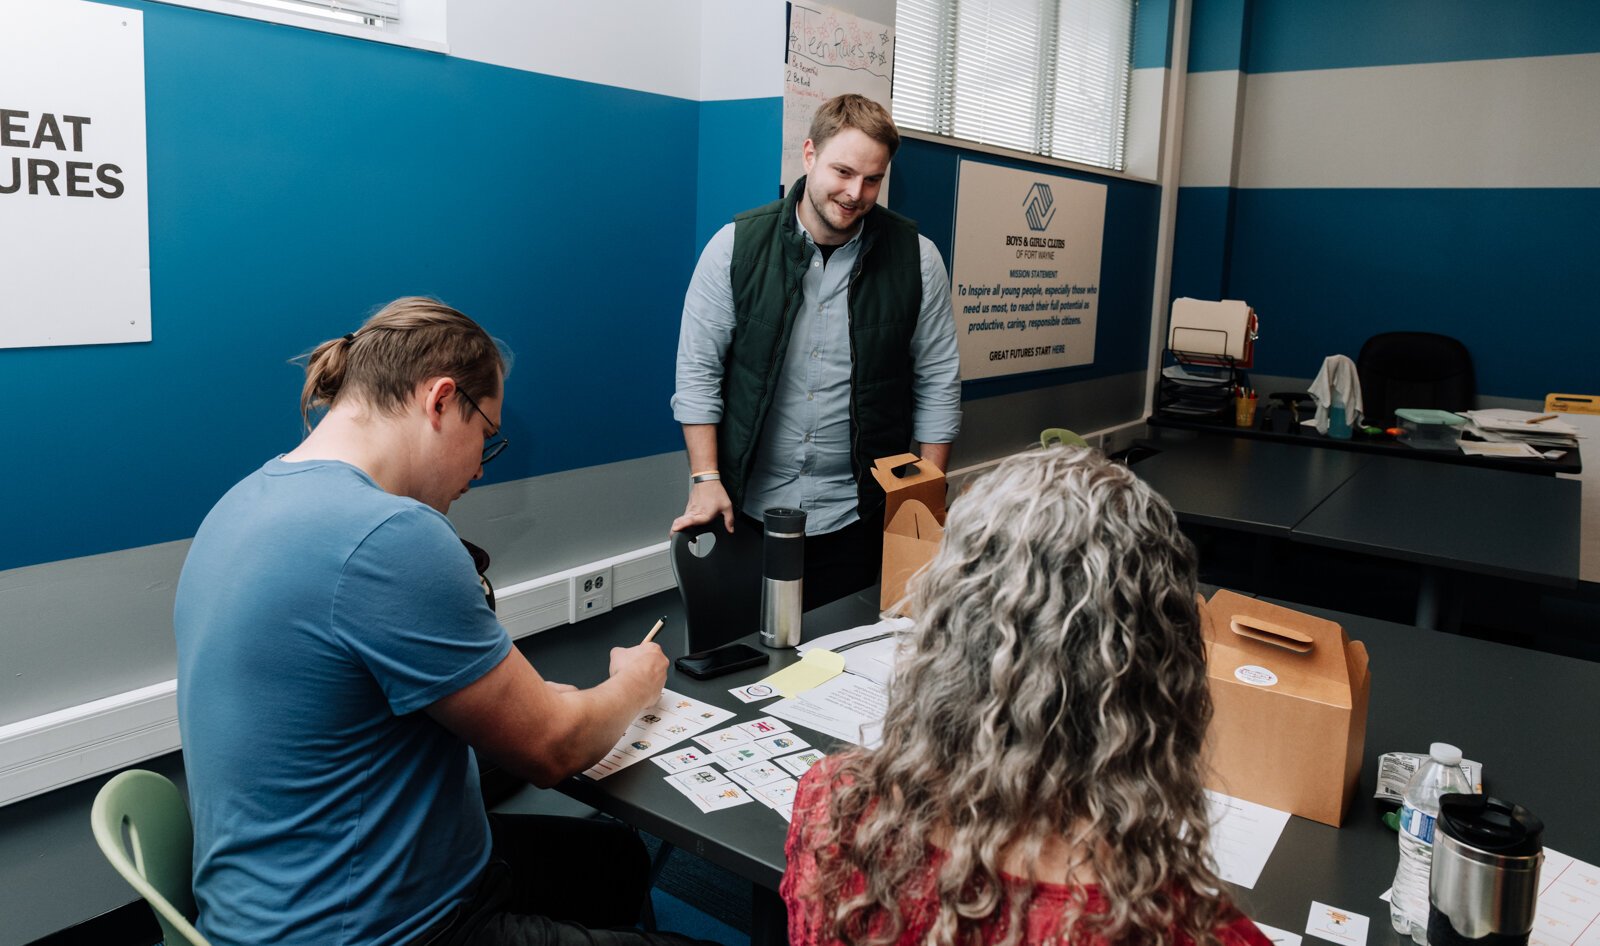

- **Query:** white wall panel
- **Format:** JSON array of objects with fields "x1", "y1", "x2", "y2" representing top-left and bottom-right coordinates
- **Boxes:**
[
  {"x1": 1178, "y1": 68, "x2": 1243, "y2": 187},
  {"x1": 1124, "y1": 66, "x2": 1166, "y2": 182},
  {"x1": 447, "y1": 0, "x2": 704, "y2": 100},
  {"x1": 1238, "y1": 52, "x2": 1600, "y2": 189},
  {"x1": 699, "y1": 0, "x2": 784, "y2": 101}
]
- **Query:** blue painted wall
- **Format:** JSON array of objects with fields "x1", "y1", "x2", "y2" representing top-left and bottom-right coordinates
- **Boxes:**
[
  {"x1": 1170, "y1": 0, "x2": 1600, "y2": 399},
  {"x1": 1228, "y1": 188, "x2": 1599, "y2": 395},
  {"x1": 1245, "y1": 0, "x2": 1600, "y2": 73},
  {"x1": 4, "y1": 3, "x2": 1167, "y2": 574},
  {"x1": 2, "y1": 1, "x2": 701, "y2": 571}
]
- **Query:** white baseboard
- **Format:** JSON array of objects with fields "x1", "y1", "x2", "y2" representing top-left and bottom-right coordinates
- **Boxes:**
[{"x1": 0, "y1": 544, "x2": 676, "y2": 808}]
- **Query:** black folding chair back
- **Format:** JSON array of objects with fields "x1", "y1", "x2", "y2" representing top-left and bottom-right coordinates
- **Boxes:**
[{"x1": 669, "y1": 519, "x2": 764, "y2": 653}]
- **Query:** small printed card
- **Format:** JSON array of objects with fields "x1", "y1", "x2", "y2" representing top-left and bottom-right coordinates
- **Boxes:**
[
  {"x1": 729, "y1": 682, "x2": 780, "y2": 703},
  {"x1": 712, "y1": 744, "x2": 771, "y2": 769},
  {"x1": 754, "y1": 732, "x2": 810, "y2": 755},
  {"x1": 752, "y1": 777, "x2": 800, "y2": 809},
  {"x1": 1305, "y1": 902, "x2": 1369, "y2": 946},
  {"x1": 774, "y1": 749, "x2": 827, "y2": 776},
  {"x1": 665, "y1": 766, "x2": 754, "y2": 813},
  {"x1": 1256, "y1": 923, "x2": 1303, "y2": 946},
  {"x1": 652, "y1": 747, "x2": 712, "y2": 774},
  {"x1": 583, "y1": 690, "x2": 736, "y2": 780},
  {"x1": 737, "y1": 717, "x2": 792, "y2": 738},
  {"x1": 693, "y1": 725, "x2": 755, "y2": 752},
  {"x1": 726, "y1": 760, "x2": 792, "y2": 789}
]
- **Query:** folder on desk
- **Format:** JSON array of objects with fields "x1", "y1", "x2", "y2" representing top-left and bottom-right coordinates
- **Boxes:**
[{"x1": 1169, "y1": 298, "x2": 1257, "y2": 367}]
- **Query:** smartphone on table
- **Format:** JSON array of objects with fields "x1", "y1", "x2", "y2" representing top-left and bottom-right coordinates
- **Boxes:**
[{"x1": 675, "y1": 642, "x2": 769, "y2": 679}]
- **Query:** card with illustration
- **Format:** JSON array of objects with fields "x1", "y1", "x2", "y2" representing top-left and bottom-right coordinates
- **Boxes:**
[
  {"x1": 585, "y1": 689, "x2": 737, "y2": 780},
  {"x1": 686, "y1": 781, "x2": 754, "y2": 813},
  {"x1": 693, "y1": 725, "x2": 754, "y2": 752},
  {"x1": 754, "y1": 733, "x2": 810, "y2": 755},
  {"x1": 652, "y1": 747, "x2": 710, "y2": 774},
  {"x1": 737, "y1": 717, "x2": 792, "y2": 739},
  {"x1": 615, "y1": 725, "x2": 657, "y2": 756},
  {"x1": 666, "y1": 766, "x2": 730, "y2": 792},
  {"x1": 726, "y1": 760, "x2": 791, "y2": 788},
  {"x1": 729, "y1": 682, "x2": 779, "y2": 703},
  {"x1": 1305, "y1": 902, "x2": 1368, "y2": 946},
  {"x1": 752, "y1": 778, "x2": 800, "y2": 809},
  {"x1": 712, "y1": 745, "x2": 771, "y2": 769},
  {"x1": 775, "y1": 749, "x2": 827, "y2": 776}
]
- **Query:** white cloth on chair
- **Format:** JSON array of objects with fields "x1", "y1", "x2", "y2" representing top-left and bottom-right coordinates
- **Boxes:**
[{"x1": 1308, "y1": 354, "x2": 1364, "y2": 434}]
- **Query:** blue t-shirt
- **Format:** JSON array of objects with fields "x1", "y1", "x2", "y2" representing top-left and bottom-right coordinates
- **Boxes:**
[{"x1": 174, "y1": 458, "x2": 513, "y2": 946}]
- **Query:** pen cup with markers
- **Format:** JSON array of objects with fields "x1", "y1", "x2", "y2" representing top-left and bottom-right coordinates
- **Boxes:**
[{"x1": 1235, "y1": 395, "x2": 1258, "y2": 428}]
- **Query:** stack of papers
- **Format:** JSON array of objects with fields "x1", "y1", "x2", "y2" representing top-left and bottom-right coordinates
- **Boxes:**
[
  {"x1": 581, "y1": 690, "x2": 735, "y2": 780},
  {"x1": 651, "y1": 716, "x2": 827, "y2": 818},
  {"x1": 1460, "y1": 409, "x2": 1580, "y2": 459},
  {"x1": 755, "y1": 618, "x2": 912, "y2": 745}
]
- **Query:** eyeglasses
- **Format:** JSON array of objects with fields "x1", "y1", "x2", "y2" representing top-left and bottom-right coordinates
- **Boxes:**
[{"x1": 457, "y1": 388, "x2": 509, "y2": 465}]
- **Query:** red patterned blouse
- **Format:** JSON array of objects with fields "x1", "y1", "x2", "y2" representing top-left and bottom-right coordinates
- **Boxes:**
[{"x1": 781, "y1": 758, "x2": 1274, "y2": 946}]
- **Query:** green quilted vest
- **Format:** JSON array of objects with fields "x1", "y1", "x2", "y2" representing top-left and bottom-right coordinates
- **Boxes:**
[{"x1": 720, "y1": 178, "x2": 924, "y2": 522}]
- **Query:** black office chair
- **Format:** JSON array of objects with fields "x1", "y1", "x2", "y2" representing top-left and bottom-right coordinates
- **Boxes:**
[
  {"x1": 669, "y1": 518, "x2": 764, "y2": 653},
  {"x1": 1356, "y1": 332, "x2": 1475, "y2": 428}
]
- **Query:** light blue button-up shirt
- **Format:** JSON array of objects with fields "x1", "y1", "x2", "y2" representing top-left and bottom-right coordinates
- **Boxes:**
[{"x1": 672, "y1": 210, "x2": 962, "y2": 535}]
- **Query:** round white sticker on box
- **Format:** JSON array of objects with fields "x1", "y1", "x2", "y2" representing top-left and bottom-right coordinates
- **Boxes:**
[{"x1": 1234, "y1": 664, "x2": 1278, "y2": 687}]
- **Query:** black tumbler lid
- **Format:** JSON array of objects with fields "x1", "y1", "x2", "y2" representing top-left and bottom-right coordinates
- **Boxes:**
[
  {"x1": 1438, "y1": 794, "x2": 1544, "y2": 857},
  {"x1": 764, "y1": 507, "x2": 807, "y2": 532}
]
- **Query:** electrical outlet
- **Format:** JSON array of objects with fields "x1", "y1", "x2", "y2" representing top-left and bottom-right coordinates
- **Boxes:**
[{"x1": 567, "y1": 566, "x2": 614, "y2": 623}]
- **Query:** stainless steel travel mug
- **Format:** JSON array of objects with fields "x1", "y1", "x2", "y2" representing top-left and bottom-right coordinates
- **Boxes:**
[
  {"x1": 759, "y1": 507, "x2": 805, "y2": 648},
  {"x1": 1428, "y1": 794, "x2": 1544, "y2": 946}
]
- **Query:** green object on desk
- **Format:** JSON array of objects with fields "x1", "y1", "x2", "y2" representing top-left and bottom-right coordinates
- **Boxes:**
[{"x1": 1382, "y1": 810, "x2": 1401, "y2": 832}]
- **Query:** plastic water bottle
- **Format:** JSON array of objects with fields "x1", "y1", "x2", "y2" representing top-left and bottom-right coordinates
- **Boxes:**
[{"x1": 1390, "y1": 742, "x2": 1474, "y2": 943}]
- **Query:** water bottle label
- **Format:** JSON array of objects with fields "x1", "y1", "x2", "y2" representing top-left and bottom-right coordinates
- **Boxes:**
[
  {"x1": 1400, "y1": 804, "x2": 1436, "y2": 843},
  {"x1": 1234, "y1": 664, "x2": 1279, "y2": 687}
]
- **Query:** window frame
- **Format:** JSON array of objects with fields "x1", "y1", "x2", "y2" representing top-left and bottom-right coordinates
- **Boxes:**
[
  {"x1": 147, "y1": 0, "x2": 447, "y2": 53},
  {"x1": 893, "y1": 0, "x2": 1138, "y2": 177}
]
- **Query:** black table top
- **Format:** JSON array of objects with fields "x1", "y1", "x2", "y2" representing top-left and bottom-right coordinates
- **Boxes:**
[
  {"x1": 526, "y1": 588, "x2": 1600, "y2": 937},
  {"x1": 1292, "y1": 457, "x2": 1582, "y2": 587},
  {"x1": 1148, "y1": 413, "x2": 1582, "y2": 477},
  {"x1": 1238, "y1": 595, "x2": 1600, "y2": 938},
  {"x1": 523, "y1": 597, "x2": 830, "y2": 890},
  {"x1": 1130, "y1": 432, "x2": 1372, "y2": 536}
]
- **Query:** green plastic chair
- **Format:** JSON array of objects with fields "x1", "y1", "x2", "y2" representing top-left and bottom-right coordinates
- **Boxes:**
[
  {"x1": 90, "y1": 769, "x2": 211, "y2": 946},
  {"x1": 1040, "y1": 427, "x2": 1089, "y2": 448}
]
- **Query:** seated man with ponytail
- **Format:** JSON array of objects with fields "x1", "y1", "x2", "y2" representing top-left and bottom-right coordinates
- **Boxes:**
[
  {"x1": 780, "y1": 447, "x2": 1272, "y2": 946},
  {"x1": 175, "y1": 298, "x2": 707, "y2": 946}
]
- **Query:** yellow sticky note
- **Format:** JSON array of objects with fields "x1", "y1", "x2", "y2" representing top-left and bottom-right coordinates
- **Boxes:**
[{"x1": 759, "y1": 649, "x2": 846, "y2": 698}]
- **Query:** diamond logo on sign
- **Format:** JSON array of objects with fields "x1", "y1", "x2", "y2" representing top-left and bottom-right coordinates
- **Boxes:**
[{"x1": 1022, "y1": 182, "x2": 1056, "y2": 231}]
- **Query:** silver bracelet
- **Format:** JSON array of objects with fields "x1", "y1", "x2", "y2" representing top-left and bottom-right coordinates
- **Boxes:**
[{"x1": 691, "y1": 472, "x2": 722, "y2": 485}]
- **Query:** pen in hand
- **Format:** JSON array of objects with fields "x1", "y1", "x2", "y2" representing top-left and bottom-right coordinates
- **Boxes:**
[{"x1": 641, "y1": 617, "x2": 665, "y2": 645}]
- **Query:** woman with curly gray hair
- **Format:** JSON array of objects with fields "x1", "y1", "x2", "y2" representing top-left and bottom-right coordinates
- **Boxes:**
[{"x1": 779, "y1": 447, "x2": 1271, "y2": 946}]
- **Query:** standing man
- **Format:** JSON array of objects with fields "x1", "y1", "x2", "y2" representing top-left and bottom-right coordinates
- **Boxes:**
[
  {"x1": 175, "y1": 297, "x2": 702, "y2": 946},
  {"x1": 671, "y1": 94, "x2": 961, "y2": 608}
]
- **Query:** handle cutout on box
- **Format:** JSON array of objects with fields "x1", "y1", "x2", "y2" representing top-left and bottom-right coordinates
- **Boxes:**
[{"x1": 1229, "y1": 616, "x2": 1314, "y2": 653}]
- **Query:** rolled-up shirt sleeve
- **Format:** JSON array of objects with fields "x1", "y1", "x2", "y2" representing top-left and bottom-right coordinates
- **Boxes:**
[
  {"x1": 671, "y1": 223, "x2": 739, "y2": 425},
  {"x1": 910, "y1": 235, "x2": 962, "y2": 444}
]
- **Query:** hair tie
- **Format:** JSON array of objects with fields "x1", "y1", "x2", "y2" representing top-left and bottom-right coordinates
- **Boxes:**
[{"x1": 342, "y1": 333, "x2": 356, "y2": 346}]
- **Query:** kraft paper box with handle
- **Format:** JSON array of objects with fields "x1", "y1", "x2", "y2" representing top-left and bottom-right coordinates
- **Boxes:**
[
  {"x1": 869, "y1": 453, "x2": 947, "y2": 530},
  {"x1": 879, "y1": 500, "x2": 943, "y2": 616},
  {"x1": 1200, "y1": 588, "x2": 1370, "y2": 827},
  {"x1": 871, "y1": 454, "x2": 948, "y2": 616}
]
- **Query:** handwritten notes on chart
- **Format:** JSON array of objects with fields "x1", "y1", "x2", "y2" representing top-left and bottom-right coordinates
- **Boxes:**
[{"x1": 781, "y1": 1, "x2": 894, "y2": 192}]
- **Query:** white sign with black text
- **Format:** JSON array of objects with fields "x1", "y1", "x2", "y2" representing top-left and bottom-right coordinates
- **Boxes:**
[
  {"x1": 1, "y1": 0, "x2": 149, "y2": 349},
  {"x1": 951, "y1": 160, "x2": 1106, "y2": 379}
]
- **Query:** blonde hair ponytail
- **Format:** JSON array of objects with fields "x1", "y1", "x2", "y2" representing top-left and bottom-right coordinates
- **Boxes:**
[{"x1": 298, "y1": 297, "x2": 503, "y2": 430}]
